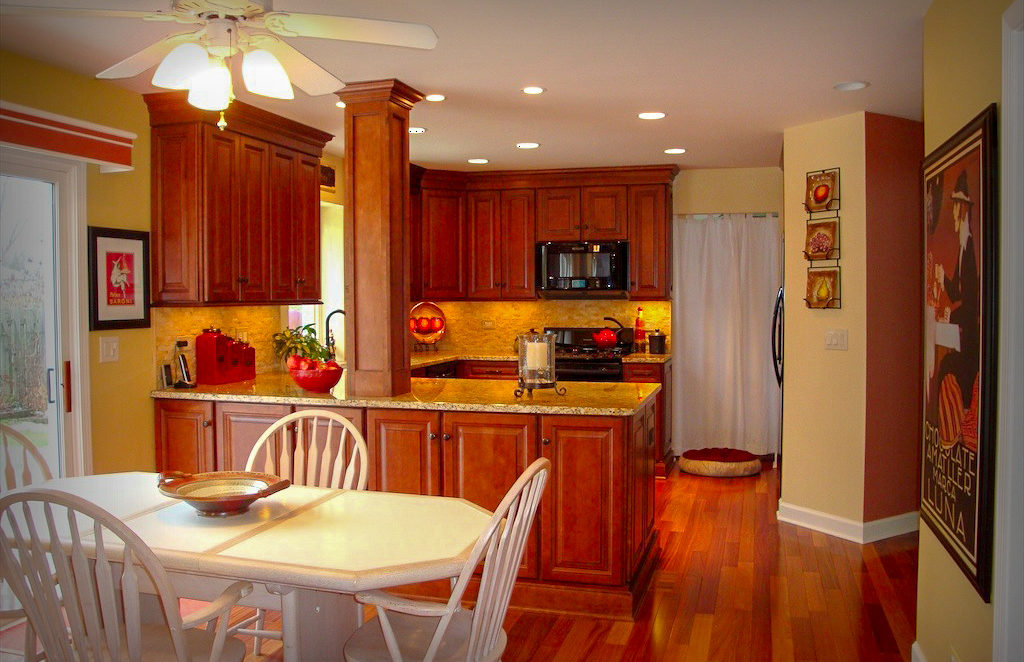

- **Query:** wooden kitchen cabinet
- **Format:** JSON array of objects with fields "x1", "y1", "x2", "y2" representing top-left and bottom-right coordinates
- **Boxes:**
[
  {"x1": 539, "y1": 415, "x2": 625, "y2": 586},
  {"x1": 455, "y1": 360, "x2": 519, "y2": 379},
  {"x1": 623, "y1": 361, "x2": 672, "y2": 465},
  {"x1": 581, "y1": 185, "x2": 628, "y2": 240},
  {"x1": 628, "y1": 184, "x2": 671, "y2": 299},
  {"x1": 420, "y1": 188, "x2": 466, "y2": 300},
  {"x1": 466, "y1": 190, "x2": 537, "y2": 299},
  {"x1": 215, "y1": 403, "x2": 292, "y2": 472},
  {"x1": 145, "y1": 92, "x2": 330, "y2": 306},
  {"x1": 154, "y1": 399, "x2": 215, "y2": 474},
  {"x1": 628, "y1": 402, "x2": 657, "y2": 575},
  {"x1": 365, "y1": 409, "x2": 443, "y2": 495},
  {"x1": 536, "y1": 187, "x2": 581, "y2": 242}
]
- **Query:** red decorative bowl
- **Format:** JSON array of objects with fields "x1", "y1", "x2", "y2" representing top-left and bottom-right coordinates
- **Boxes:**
[{"x1": 289, "y1": 367, "x2": 343, "y2": 392}]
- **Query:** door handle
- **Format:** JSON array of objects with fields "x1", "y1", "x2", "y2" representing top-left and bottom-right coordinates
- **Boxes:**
[
  {"x1": 63, "y1": 361, "x2": 72, "y2": 413},
  {"x1": 46, "y1": 368, "x2": 55, "y2": 404},
  {"x1": 428, "y1": 433, "x2": 438, "y2": 440}
]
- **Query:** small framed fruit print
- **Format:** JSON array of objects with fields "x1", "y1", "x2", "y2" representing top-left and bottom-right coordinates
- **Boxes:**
[
  {"x1": 804, "y1": 266, "x2": 840, "y2": 309},
  {"x1": 805, "y1": 168, "x2": 840, "y2": 212},
  {"x1": 804, "y1": 219, "x2": 839, "y2": 260}
]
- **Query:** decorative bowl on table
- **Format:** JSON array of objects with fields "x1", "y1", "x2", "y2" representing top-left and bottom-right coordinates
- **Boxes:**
[{"x1": 157, "y1": 471, "x2": 290, "y2": 517}]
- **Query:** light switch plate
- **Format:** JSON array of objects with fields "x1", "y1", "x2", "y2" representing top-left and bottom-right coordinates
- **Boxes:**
[
  {"x1": 481, "y1": 319, "x2": 495, "y2": 330},
  {"x1": 99, "y1": 336, "x2": 119, "y2": 363},
  {"x1": 825, "y1": 328, "x2": 849, "y2": 351}
]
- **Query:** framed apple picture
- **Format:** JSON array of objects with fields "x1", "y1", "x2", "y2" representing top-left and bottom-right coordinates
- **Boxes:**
[{"x1": 805, "y1": 168, "x2": 840, "y2": 212}]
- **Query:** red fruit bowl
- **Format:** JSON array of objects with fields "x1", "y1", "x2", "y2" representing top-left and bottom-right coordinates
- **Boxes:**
[{"x1": 289, "y1": 367, "x2": 343, "y2": 392}]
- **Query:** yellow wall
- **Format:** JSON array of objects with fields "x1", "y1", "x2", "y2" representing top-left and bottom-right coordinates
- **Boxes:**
[
  {"x1": 673, "y1": 167, "x2": 784, "y2": 215},
  {"x1": 780, "y1": 112, "x2": 868, "y2": 522},
  {"x1": 917, "y1": 0, "x2": 1011, "y2": 660},
  {"x1": 1, "y1": 50, "x2": 155, "y2": 473}
]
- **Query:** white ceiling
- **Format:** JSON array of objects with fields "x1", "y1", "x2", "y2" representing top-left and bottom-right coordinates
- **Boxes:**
[{"x1": 0, "y1": 0, "x2": 932, "y2": 171}]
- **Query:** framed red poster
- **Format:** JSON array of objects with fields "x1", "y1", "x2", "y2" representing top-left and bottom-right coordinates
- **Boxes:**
[
  {"x1": 921, "y1": 104, "x2": 998, "y2": 601},
  {"x1": 88, "y1": 227, "x2": 150, "y2": 330}
]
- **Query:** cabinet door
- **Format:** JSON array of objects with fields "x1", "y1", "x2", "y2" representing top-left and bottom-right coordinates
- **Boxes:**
[
  {"x1": 643, "y1": 401, "x2": 657, "y2": 548},
  {"x1": 539, "y1": 415, "x2": 624, "y2": 585},
  {"x1": 662, "y1": 360, "x2": 673, "y2": 460},
  {"x1": 237, "y1": 136, "x2": 272, "y2": 301},
  {"x1": 203, "y1": 127, "x2": 240, "y2": 303},
  {"x1": 420, "y1": 189, "x2": 465, "y2": 299},
  {"x1": 455, "y1": 361, "x2": 519, "y2": 379},
  {"x1": 581, "y1": 186, "x2": 627, "y2": 240},
  {"x1": 628, "y1": 185, "x2": 670, "y2": 299},
  {"x1": 442, "y1": 412, "x2": 539, "y2": 578},
  {"x1": 466, "y1": 191, "x2": 501, "y2": 299},
  {"x1": 536, "y1": 188, "x2": 581, "y2": 242},
  {"x1": 268, "y1": 146, "x2": 299, "y2": 301},
  {"x1": 629, "y1": 408, "x2": 647, "y2": 574},
  {"x1": 215, "y1": 403, "x2": 291, "y2": 471},
  {"x1": 154, "y1": 400, "x2": 215, "y2": 473},
  {"x1": 623, "y1": 363, "x2": 666, "y2": 465},
  {"x1": 365, "y1": 409, "x2": 442, "y2": 495},
  {"x1": 151, "y1": 124, "x2": 202, "y2": 304},
  {"x1": 500, "y1": 189, "x2": 536, "y2": 299},
  {"x1": 294, "y1": 154, "x2": 321, "y2": 302}
]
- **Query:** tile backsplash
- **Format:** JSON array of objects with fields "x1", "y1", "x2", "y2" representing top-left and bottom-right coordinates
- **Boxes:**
[
  {"x1": 417, "y1": 300, "x2": 672, "y2": 354},
  {"x1": 152, "y1": 306, "x2": 284, "y2": 385}
]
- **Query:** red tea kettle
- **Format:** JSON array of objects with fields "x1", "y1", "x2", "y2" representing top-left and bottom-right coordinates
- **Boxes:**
[{"x1": 592, "y1": 327, "x2": 618, "y2": 349}]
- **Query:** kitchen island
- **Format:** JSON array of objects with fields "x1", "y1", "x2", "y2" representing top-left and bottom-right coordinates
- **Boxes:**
[{"x1": 152, "y1": 375, "x2": 660, "y2": 619}]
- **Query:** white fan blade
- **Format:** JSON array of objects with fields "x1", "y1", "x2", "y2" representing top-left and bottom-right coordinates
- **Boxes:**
[
  {"x1": 260, "y1": 12, "x2": 437, "y2": 50},
  {"x1": 96, "y1": 31, "x2": 202, "y2": 80},
  {"x1": 247, "y1": 34, "x2": 343, "y2": 96},
  {"x1": 0, "y1": 4, "x2": 185, "y2": 21}
]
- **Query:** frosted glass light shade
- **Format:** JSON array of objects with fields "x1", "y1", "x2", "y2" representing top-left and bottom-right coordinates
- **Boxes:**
[
  {"x1": 187, "y1": 59, "x2": 232, "y2": 110},
  {"x1": 242, "y1": 49, "x2": 294, "y2": 99},
  {"x1": 152, "y1": 42, "x2": 208, "y2": 89}
]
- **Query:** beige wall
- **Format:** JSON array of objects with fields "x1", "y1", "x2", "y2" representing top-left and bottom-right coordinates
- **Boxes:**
[
  {"x1": 917, "y1": 0, "x2": 1012, "y2": 660},
  {"x1": 1, "y1": 50, "x2": 156, "y2": 473},
  {"x1": 780, "y1": 112, "x2": 868, "y2": 522},
  {"x1": 673, "y1": 167, "x2": 783, "y2": 215}
]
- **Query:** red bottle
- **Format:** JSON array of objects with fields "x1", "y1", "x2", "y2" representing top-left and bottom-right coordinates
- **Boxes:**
[{"x1": 634, "y1": 307, "x2": 647, "y2": 352}]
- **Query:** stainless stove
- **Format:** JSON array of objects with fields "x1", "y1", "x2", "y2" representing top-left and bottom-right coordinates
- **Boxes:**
[{"x1": 546, "y1": 327, "x2": 633, "y2": 382}]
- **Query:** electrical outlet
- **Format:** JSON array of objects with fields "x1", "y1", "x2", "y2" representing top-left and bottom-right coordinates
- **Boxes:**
[
  {"x1": 824, "y1": 328, "x2": 848, "y2": 351},
  {"x1": 99, "y1": 336, "x2": 119, "y2": 363},
  {"x1": 481, "y1": 319, "x2": 495, "y2": 330}
]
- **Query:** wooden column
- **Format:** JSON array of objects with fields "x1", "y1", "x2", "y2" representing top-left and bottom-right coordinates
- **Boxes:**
[{"x1": 339, "y1": 79, "x2": 423, "y2": 396}]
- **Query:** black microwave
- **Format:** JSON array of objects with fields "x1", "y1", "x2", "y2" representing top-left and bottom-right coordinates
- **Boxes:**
[{"x1": 536, "y1": 241, "x2": 629, "y2": 297}]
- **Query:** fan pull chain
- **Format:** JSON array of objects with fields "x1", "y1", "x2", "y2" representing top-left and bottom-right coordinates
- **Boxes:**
[{"x1": 217, "y1": 111, "x2": 227, "y2": 130}]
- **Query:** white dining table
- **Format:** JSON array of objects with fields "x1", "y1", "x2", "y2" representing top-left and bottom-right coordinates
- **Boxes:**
[{"x1": 15, "y1": 472, "x2": 492, "y2": 662}]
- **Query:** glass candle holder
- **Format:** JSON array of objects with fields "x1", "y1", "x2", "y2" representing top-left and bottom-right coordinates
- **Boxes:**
[{"x1": 515, "y1": 330, "x2": 565, "y2": 397}]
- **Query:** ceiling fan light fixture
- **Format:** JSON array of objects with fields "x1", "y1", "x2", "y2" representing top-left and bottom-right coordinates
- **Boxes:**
[
  {"x1": 242, "y1": 48, "x2": 294, "y2": 99},
  {"x1": 188, "y1": 57, "x2": 233, "y2": 111},
  {"x1": 152, "y1": 42, "x2": 208, "y2": 90}
]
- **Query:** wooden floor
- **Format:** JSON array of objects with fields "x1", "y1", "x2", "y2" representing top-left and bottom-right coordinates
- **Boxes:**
[{"x1": 238, "y1": 462, "x2": 918, "y2": 661}]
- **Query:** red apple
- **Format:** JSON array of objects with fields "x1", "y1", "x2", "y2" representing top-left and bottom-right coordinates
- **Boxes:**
[
  {"x1": 430, "y1": 316, "x2": 444, "y2": 331},
  {"x1": 286, "y1": 355, "x2": 303, "y2": 370},
  {"x1": 324, "y1": 360, "x2": 341, "y2": 370},
  {"x1": 416, "y1": 317, "x2": 432, "y2": 333}
]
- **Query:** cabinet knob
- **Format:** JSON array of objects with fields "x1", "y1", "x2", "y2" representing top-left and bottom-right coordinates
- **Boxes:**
[
  {"x1": 630, "y1": 280, "x2": 637, "y2": 287},
  {"x1": 442, "y1": 433, "x2": 451, "y2": 441},
  {"x1": 237, "y1": 276, "x2": 249, "y2": 284},
  {"x1": 202, "y1": 420, "x2": 211, "y2": 428},
  {"x1": 296, "y1": 277, "x2": 306, "y2": 285},
  {"x1": 428, "y1": 433, "x2": 438, "y2": 440},
  {"x1": 583, "y1": 224, "x2": 589, "y2": 229},
  {"x1": 542, "y1": 437, "x2": 551, "y2": 445}
]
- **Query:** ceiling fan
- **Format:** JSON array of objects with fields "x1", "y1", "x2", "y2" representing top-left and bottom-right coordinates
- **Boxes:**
[{"x1": 0, "y1": 1, "x2": 438, "y2": 110}]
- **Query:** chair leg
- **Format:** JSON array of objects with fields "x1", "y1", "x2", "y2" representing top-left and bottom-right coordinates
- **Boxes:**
[{"x1": 252, "y1": 607, "x2": 266, "y2": 656}]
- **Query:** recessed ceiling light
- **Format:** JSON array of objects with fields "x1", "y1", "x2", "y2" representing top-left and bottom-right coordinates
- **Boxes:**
[
  {"x1": 638, "y1": 112, "x2": 665, "y2": 120},
  {"x1": 522, "y1": 86, "x2": 545, "y2": 95},
  {"x1": 664, "y1": 148, "x2": 686, "y2": 155},
  {"x1": 335, "y1": 100, "x2": 346, "y2": 108},
  {"x1": 425, "y1": 93, "x2": 446, "y2": 102},
  {"x1": 468, "y1": 158, "x2": 489, "y2": 164},
  {"x1": 833, "y1": 81, "x2": 869, "y2": 91},
  {"x1": 409, "y1": 126, "x2": 426, "y2": 134},
  {"x1": 515, "y1": 142, "x2": 540, "y2": 149}
]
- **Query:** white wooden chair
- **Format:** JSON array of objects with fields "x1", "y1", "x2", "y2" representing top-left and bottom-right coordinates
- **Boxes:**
[
  {"x1": 0, "y1": 488, "x2": 253, "y2": 662},
  {"x1": 343, "y1": 457, "x2": 551, "y2": 662},
  {"x1": 0, "y1": 423, "x2": 53, "y2": 662},
  {"x1": 234, "y1": 408, "x2": 369, "y2": 654}
]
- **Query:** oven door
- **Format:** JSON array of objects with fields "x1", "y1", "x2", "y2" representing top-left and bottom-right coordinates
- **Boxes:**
[{"x1": 555, "y1": 359, "x2": 623, "y2": 382}]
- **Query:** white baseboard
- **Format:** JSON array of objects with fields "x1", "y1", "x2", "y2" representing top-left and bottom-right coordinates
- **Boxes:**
[
  {"x1": 911, "y1": 641, "x2": 927, "y2": 662},
  {"x1": 776, "y1": 501, "x2": 919, "y2": 543}
]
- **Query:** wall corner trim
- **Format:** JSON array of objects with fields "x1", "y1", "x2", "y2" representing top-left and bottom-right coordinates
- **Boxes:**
[{"x1": 777, "y1": 501, "x2": 919, "y2": 543}]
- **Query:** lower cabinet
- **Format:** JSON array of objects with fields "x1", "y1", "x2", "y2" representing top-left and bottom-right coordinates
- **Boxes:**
[
  {"x1": 623, "y1": 361, "x2": 672, "y2": 464},
  {"x1": 154, "y1": 399, "x2": 365, "y2": 473},
  {"x1": 454, "y1": 360, "x2": 518, "y2": 379}
]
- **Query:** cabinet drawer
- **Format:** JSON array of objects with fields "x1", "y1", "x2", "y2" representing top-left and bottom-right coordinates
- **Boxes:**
[
  {"x1": 622, "y1": 363, "x2": 663, "y2": 383},
  {"x1": 456, "y1": 360, "x2": 518, "y2": 379}
]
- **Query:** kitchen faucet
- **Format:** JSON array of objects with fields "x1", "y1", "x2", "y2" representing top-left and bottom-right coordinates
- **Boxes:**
[{"x1": 325, "y1": 309, "x2": 345, "y2": 359}]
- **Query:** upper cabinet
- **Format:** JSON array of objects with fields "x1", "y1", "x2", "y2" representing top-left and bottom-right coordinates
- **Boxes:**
[
  {"x1": 145, "y1": 92, "x2": 332, "y2": 306},
  {"x1": 411, "y1": 165, "x2": 677, "y2": 302}
]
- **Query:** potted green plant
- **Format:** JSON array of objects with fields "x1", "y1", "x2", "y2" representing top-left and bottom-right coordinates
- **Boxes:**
[
  {"x1": 272, "y1": 324, "x2": 329, "y2": 362},
  {"x1": 272, "y1": 324, "x2": 341, "y2": 392}
]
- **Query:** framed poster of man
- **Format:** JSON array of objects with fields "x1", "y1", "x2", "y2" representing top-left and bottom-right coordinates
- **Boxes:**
[
  {"x1": 921, "y1": 103, "x2": 998, "y2": 601},
  {"x1": 88, "y1": 227, "x2": 150, "y2": 331}
]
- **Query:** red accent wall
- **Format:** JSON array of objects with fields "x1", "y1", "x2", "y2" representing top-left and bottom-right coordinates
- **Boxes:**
[{"x1": 863, "y1": 113, "x2": 925, "y2": 521}]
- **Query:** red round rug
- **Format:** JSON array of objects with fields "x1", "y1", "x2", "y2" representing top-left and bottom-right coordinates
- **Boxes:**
[{"x1": 679, "y1": 447, "x2": 762, "y2": 477}]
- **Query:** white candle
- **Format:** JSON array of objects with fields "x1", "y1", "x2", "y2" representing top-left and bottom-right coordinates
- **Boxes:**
[{"x1": 525, "y1": 341, "x2": 547, "y2": 370}]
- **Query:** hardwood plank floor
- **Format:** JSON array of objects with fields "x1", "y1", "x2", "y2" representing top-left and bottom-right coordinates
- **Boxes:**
[{"x1": 239, "y1": 462, "x2": 918, "y2": 661}]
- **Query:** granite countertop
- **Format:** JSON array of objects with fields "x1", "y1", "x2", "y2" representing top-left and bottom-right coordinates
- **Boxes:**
[
  {"x1": 411, "y1": 351, "x2": 671, "y2": 366},
  {"x1": 152, "y1": 372, "x2": 659, "y2": 416}
]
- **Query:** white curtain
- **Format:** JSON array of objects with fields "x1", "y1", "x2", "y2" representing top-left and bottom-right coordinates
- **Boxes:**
[{"x1": 671, "y1": 213, "x2": 782, "y2": 456}]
